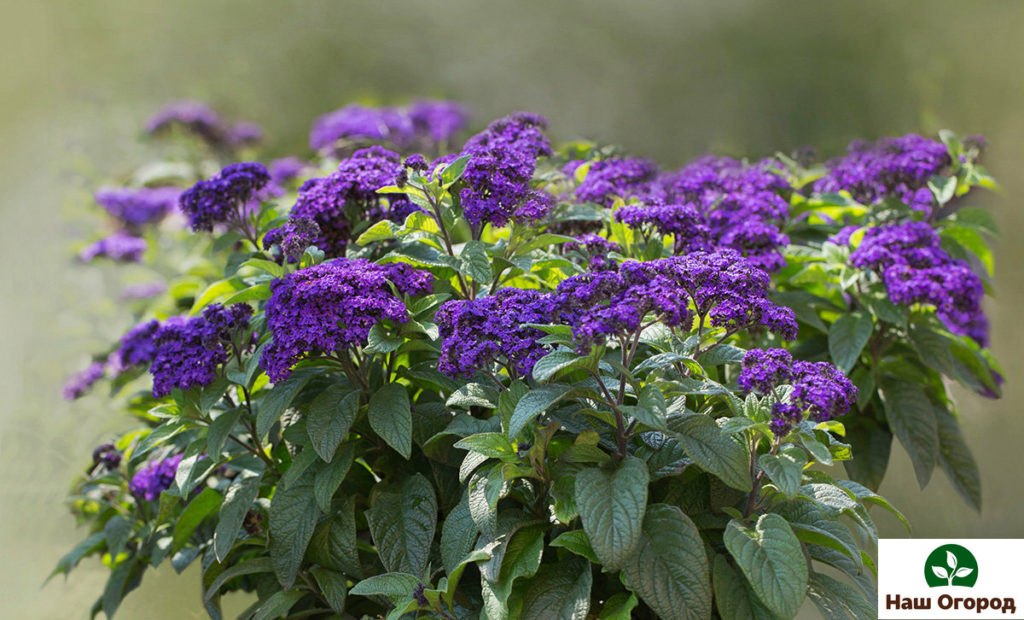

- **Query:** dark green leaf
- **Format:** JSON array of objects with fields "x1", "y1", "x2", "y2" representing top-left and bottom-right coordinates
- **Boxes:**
[
  {"x1": 519, "y1": 557, "x2": 592, "y2": 620},
  {"x1": 307, "y1": 384, "x2": 359, "y2": 462},
  {"x1": 207, "y1": 407, "x2": 242, "y2": 457},
  {"x1": 723, "y1": 514, "x2": 808, "y2": 619},
  {"x1": 214, "y1": 471, "x2": 262, "y2": 562},
  {"x1": 666, "y1": 413, "x2": 752, "y2": 492},
  {"x1": 269, "y1": 475, "x2": 320, "y2": 588},
  {"x1": 172, "y1": 487, "x2": 223, "y2": 553},
  {"x1": 575, "y1": 456, "x2": 648, "y2": 571},
  {"x1": 104, "y1": 515, "x2": 132, "y2": 560},
  {"x1": 366, "y1": 474, "x2": 437, "y2": 577},
  {"x1": 368, "y1": 383, "x2": 412, "y2": 459},
  {"x1": 204, "y1": 557, "x2": 273, "y2": 602},
  {"x1": 712, "y1": 555, "x2": 780, "y2": 620},
  {"x1": 349, "y1": 572, "x2": 421, "y2": 598},
  {"x1": 879, "y1": 378, "x2": 938, "y2": 488},
  {"x1": 252, "y1": 590, "x2": 306, "y2": 620},
  {"x1": 440, "y1": 492, "x2": 477, "y2": 575},
  {"x1": 550, "y1": 530, "x2": 600, "y2": 564},
  {"x1": 509, "y1": 384, "x2": 576, "y2": 439},
  {"x1": 807, "y1": 570, "x2": 875, "y2": 620},
  {"x1": 461, "y1": 240, "x2": 492, "y2": 283},
  {"x1": 310, "y1": 567, "x2": 347, "y2": 614},
  {"x1": 828, "y1": 313, "x2": 873, "y2": 373},
  {"x1": 256, "y1": 368, "x2": 318, "y2": 439},
  {"x1": 313, "y1": 442, "x2": 355, "y2": 512},
  {"x1": 759, "y1": 448, "x2": 806, "y2": 499},
  {"x1": 934, "y1": 406, "x2": 981, "y2": 512}
]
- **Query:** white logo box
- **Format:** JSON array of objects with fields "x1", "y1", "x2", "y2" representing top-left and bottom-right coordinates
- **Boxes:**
[{"x1": 878, "y1": 539, "x2": 1022, "y2": 619}]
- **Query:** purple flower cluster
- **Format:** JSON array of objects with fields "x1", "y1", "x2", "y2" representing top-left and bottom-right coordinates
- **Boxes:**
[
  {"x1": 269, "y1": 157, "x2": 309, "y2": 187},
  {"x1": 92, "y1": 443, "x2": 122, "y2": 470},
  {"x1": 78, "y1": 232, "x2": 148, "y2": 263},
  {"x1": 457, "y1": 112, "x2": 554, "y2": 227},
  {"x1": 574, "y1": 158, "x2": 659, "y2": 207},
  {"x1": 849, "y1": 221, "x2": 987, "y2": 344},
  {"x1": 149, "y1": 304, "x2": 253, "y2": 397},
  {"x1": 436, "y1": 288, "x2": 553, "y2": 379},
  {"x1": 813, "y1": 134, "x2": 951, "y2": 214},
  {"x1": 564, "y1": 234, "x2": 622, "y2": 271},
  {"x1": 260, "y1": 259, "x2": 421, "y2": 381},
  {"x1": 554, "y1": 250, "x2": 797, "y2": 353},
  {"x1": 62, "y1": 362, "x2": 105, "y2": 400},
  {"x1": 110, "y1": 320, "x2": 161, "y2": 372},
  {"x1": 613, "y1": 156, "x2": 792, "y2": 270},
  {"x1": 121, "y1": 282, "x2": 167, "y2": 301},
  {"x1": 263, "y1": 217, "x2": 321, "y2": 263},
  {"x1": 738, "y1": 348, "x2": 858, "y2": 435},
  {"x1": 289, "y1": 146, "x2": 411, "y2": 256},
  {"x1": 146, "y1": 100, "x2": 262, "y2": 148},
  {"x1": 94, "y1": 186, "x2": 182, "y2": 229},
  {"x1": 309, "y1": 100, "x2": 468, "y2": 152},
  {"x1": 129, "y1": 453, "x2": 184, "y2": 502},
  {"x1": 180, "y1": 162, "x2": 270, "y2": 232}
]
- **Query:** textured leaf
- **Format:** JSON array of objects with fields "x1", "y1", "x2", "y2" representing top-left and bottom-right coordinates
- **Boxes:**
[
  {"x1": 252, "y1": 590, "x2": 305, "y2": 620},
  {"x1": 368, "y1": 383, "x2": 413, "y2": 459},
  {"x1": 269, "y1": 475, "x2": 320, "y2": 588},
  {"x1": 724, "y1": 514, "x2": 808, "y2": 619},
  {"x1": 934, "y1": 405, "x2": 981, "y2": 512},
  {"x1": 621, "y1": 504, "x2": 711, "y2": 620},
  {"x1": 207, "y1": 407, "x2": 243, "y2": 457},
  {"x1": 104, "y1": 515, "x2": 132, "y2": 560},
  {"x1": 666, "y1": 413, "x2": 752, "y2": 492},
  {"x1": 214, "y1": 471, "x2": 262, "y2": 561},
  {"x1": 879, "y1": 378, "x2": 938, "y2": 488},
  {"x1": 366, "y1": 474, "x2": 437, "y2": 577},
  {"x1": 349, "y1": 571, "x2": 421, "y2": 598},
  {"x1": 310, "y1": 567, "x2": 347, "y2": 614},
  {"x1": 462, "y1": 240, "x2": 493, "y2": 283},
  {"x1": 204, "y1": 557, "x2": 273, "y2": 602},
  {"x1": 773, "y1": 500, "x2": 859, "y2": 564},
  {"x1": 532, "y1": 349, "x2": 588, "y2": 383},
  {"x1": 440, "y1": 492, "x2": 477, "y2": 575},
  {"x1": 828, "y1": 313, "x2": 873, "y2": 373},
  {"x1": 307, "y1": 496, "x2": 361, "y2": 578},
  {"x1": 550, "y1": 530, "x2": 600, "y2": 564},
  {"x1": 597, "y1": 592, "x2": 639, "y2": 619},
  {"x1": 713, "y1": 555, "x2": 780, "y2": 620},
  {"x1": 509, "y1": 384, "x2": 576, "y2": 439},
  {"x1": 520, "y1": 557, "x2": 592, "y2": 620},
  {"x1": 759, "y1": 448, "x2": 806, "y2": 498},
  {"x1": 172, "y1": 487, "x2": 223, "y2": 553},
  {"x1": 806, "y1": 570, "x2": 875, "y2": 620},
  {"x1": 575, "y1": 456, "x2": 648, "y2": 571},
  {"x1": 313, "y1": 442, "x2": 355, "y2": 512},
  {"x1": 256, "y1": 368, "x2": 318, "y2": 439},
  {"x1": 307, "y1": 384, "x2": 359, "y2": 461}
]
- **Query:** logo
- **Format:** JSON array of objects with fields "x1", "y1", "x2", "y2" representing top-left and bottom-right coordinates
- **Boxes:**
[{"x1": 925, "y1": 544, "x2": 978, "y2": 588}]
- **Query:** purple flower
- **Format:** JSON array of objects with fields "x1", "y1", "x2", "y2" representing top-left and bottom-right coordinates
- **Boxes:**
[
  {"x1": 263, "y1": 217, "x2": 321, "y2": 263},
  {"x1": 227, "y1": 121, "x2": 263, "y2": 146},
  {"x1": 149, "y1": 304, "x2": 253, "y2": 397},
  {"x1": 813, "y1": 134, "x2": 951, "y2": 215},
  {"x1": 260, "y1": 259, "x2": 414, "y2": 382},
  {"x1": 290, "y1": 146, "x2": 409, "y2": 256},
  {"x1": 145, "y1": 100, "x2": 225, "y2": 143},
  {"x1": 94, "y1": 186, "x2": 182, "y2": 228},
  {"x1": 109, "y1": 320, "x2": 161, "y2": 373},
  {"x1": 554, "y1": 250, "x2": 797, "y2": 353},
  {"x1": 180, "y1": 162, "x2": 270, "y2": 232},
  {"x1": 309, "y1": 104, "x2": 413, "y2": 152},
  {"x1": 737, "y1": 347, "x2": 857, "y2": 436},
  {"x1": 130, "y1": 453, "x2": 184, "y2": 501},
  {"x1": 408, "y1": 99, "x2": 469, "y2": 143},
  {"x1": 268, "y1": 157, "x2": 309, "y2": 186},
  {"x1": 458, "y1": 112, "x2": 554, "y2": 227},
  {"x1": 850, "y1": 221, "x2": 987, "y2": 345},
  {"x1": 615, "y1": 201, "x2": 711, "y2": 254},
  {"x1": 436, "y1": 288, "x2": 553, "y2": 379},
  {"x1": 92, "y1": 443, "x2": 122, "y2": 470},
  {"x1": 121, "y1": 282, "x2": 166, "y2": 300},
  {"x1": 564, "y1": 234, "x2": 622, "y2": 271},
  {"x1": 379, "y1": 262, "x2": 435, "y2": 296},
  {"x1": 828, "y1": 225, "x2": 860, "y2": 246},
  {"x1": 63, "y1": 362, "x2": 105, "y2": 400},
  {"x1": 78, "y1": 233, "x2": 147, "y2": 263},
  {"x1": 575, "y1": 158, "x2": 659, "y2": 207}
]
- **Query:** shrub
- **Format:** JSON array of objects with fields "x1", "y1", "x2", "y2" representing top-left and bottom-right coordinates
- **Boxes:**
[{"x1": 55, "y1": 100, "x2": 1001, "y2": 619}]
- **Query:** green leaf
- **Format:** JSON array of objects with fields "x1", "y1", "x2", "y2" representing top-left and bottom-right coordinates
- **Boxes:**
[
  {"x1": 280, "y1": 446, "x2": 319, "y2": 488},
  {"x1": 223, "y1": 283, "x2": 272, "y2": 305},
  {"x1": 214, "y1": 471, "x2": 262, "y2": 561},
  {"x1": 509, "y1": 384, "x2": 576, "y2": 439},
  {"x1": 631, "y1": 383, "x2": 668, "y2": 431},
  {"x1": 597, "y1": 592, "x2": 639, "y2": 619},
  {"x1": 440, "y1": 154, "x2": 472, "y2": 185},
  {"x1": 313, "y1": 443, "x2": 355, "y2": 512},
  {"x1": 461, "y1": 240, "x2": 493, "y2": 283},
  {"x1": 174, "y1": 439, "x2": 217, "y2": 497},
  {"x1": 48, "y1": 532, "x2": 106, "y2": 581},
  {"x1": 440, "y1": 492, "x2": 477, "y2": 575},
  {"x1": 172, "y1": 487, "x2": 223, "y2": 553},
  {"x1": 252, "y1": 590, "x2": 306, "y2": 620},
  {"x1": 269, "y1": 475, "x2": 320, "y2": 588},
  {"x1": 368, "y1": 383, "x2": 413, "y2": 459},
  {"x1": 941, "y1": 224, "x2": 994, "y2": 275},
  {"x1": 550, "y1": 530, "x2": 600, "y2": 564},
  {"x1": 480, "y1": 523, "x2": 546, "y2": 605},
  {"x1": 356, "y1": 219, "x2": 398, "y2": 245},
  {"x1": 366, "y1": 474, "x2": 437, "y2": 577},
  {"x1": 256, "y1": 368, "x2": 318, "y2": 439},
  {"x1": 453, "y1": 432, "x2": 516, "y2": 459},
  {"x1": 879, "y1": 378, "x2": 938, "y2": 488},
  {"x1": 622, "y1": 504, "x2": 711, "y2": 620},
  {"x1": 908, "y1": 324, "x2": 955, "y2": 377},
  {"x1": 306, "y1": 496, "x2": 361, "y2": 578},
  {"x1": 311, "y1": 567, "x2": 348, "y2": 614},
  {"x1": 759, "y1": 448, "x2": 807, "y2": 499},
  {"x1": 446, "y1": 382, "x2": 499, "y2": 409},
  {"x1": 102, "y1": 557, "x2": 136, "y2": 618},
  {"x1": 934, "y1": 406, "x2": 981, "y2": 512},
  {"x1": 519, "y1": 557, "x2": 592, "y2": 620},
  {"x1": 666, "y1": 413, "x2": 752, "y2": 492},
  {"x1": 723, "y1": 514, "x2": 808, "y2": 619},
  {"x1": 207, "y1": 407, "x2": 243, "y2": 457},
  {"x1": 349, "y1": 572, "x2": 421, "y2": 598},
  {"x1": 842, "y1": 422, "x2": 891, "y2": 491},
  {"x1": 575, "y1": 456, "x2": 648, "y2": 571},
  {"x1": 828, "y1": 313, "x2": 873, "y2": 373},
  {"x1": 104, "y1": 515, "x2": 132, "y2": 560},
  {"x1": 307, "y1": 384, "x2": 359, "y2": 461},
  {"x1": 712, "y1": 555, "x2": 780, "y2": 620},
  {"x1": 204, "y1": 557, "x2": 273, "y2": 602},
  {"x1": 772, "y1": 500, "x2": 860, "y2": 564},
  {"x1": 807, "y1": 570, "x2": 875, "y2": 620},
  {"x1": 190, "y1": 279, "x2": 245, "y2": 315},
  {"x1": 532, "y1": 349, "x2": 589, "y2": 383}
]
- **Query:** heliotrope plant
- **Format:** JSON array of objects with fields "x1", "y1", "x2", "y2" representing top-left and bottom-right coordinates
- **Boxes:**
[{"x1": 55, "y1": 99, "x2": 1001, "y2": 620}]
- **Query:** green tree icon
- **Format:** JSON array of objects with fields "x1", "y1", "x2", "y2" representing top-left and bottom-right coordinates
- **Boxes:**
[{"x1": 924, "y1": 544, "x2": 978, "y2": 588}]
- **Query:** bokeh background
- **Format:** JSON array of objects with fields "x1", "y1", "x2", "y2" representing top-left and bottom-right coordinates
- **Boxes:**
[{"x1": 3, "y1": 1, "x2": 1024, "y2": 617}]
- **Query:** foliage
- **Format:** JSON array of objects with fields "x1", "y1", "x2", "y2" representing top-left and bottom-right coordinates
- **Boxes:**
[{"x1": 55, "y1": 100, "x2": 1001, "y2": 619}]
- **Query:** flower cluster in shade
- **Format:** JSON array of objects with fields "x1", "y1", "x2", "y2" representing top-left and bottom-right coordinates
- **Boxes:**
[
  {"x1": 92, "y1": 443, "x2": 122, "y2": 470},
  {"x1": 554, "y1": 249, "x2": 797, "y2": 353},
  {"x1": 180, "y1": 162, "x2": 270, "y2": 232},
  {"x1": 146, "y1": 100, "x2": 263, "y2": 148},
  {"x1": 129, "y1": 453, "x2": 184, "y2": 501},
  {"x1": 260, "y1": 259, "x2": 432, "y2": 382},
  {"x1": 596, "y1": 155, "x2": 792, "y2": 271},
  {"x1": 149, "y1": 304, "x2": 254, "y2": 397},
  {"x1": 456, "y1": 112, "x2": 554, "y2": 227},
  {"x1": 263, "y1": 217, "x2": 321, "y2": 263},
  {"x1": 94, "y1": 186, "x2": 182, "y2": 229},
  {"x1": 436, "y1": 288, "x2": 554, "y2": 379},
  {"x1": 813, "y1": 134, "x2": 951, "y2": 215},
  {"x1": 848, "y1": 221, "x2": 987, "y2": 345},
  {"x1": 286, "y1": 146, "x2": 415, "y2": 256},
  {"x1": 564, "y1": 234, "x2": 621, "y2": 271},
  {"x1": 78, "y1": 232, "x2": 148, "y2": 263},
  {"x1": 738, "y1": 348, "x2": 858, "y2": 435},
  {"x1": 309, "y1": 100, "x2": 469, "y2": 152}
]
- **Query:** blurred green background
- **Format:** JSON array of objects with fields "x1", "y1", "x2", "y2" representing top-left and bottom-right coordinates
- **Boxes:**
[{"x1": 3, "y1": 1, "x2": 1024, "y2": 617}]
